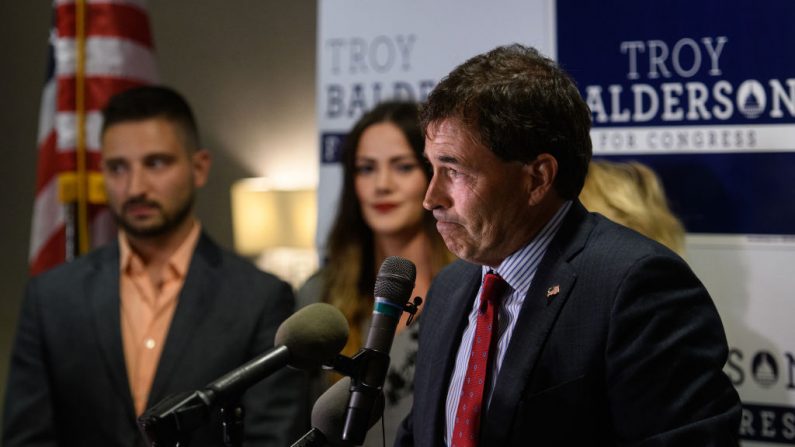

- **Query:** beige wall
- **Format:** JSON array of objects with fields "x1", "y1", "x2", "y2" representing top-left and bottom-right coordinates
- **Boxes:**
[{"x1": 0, "y1": 1, "x2": 317, "y2": 421}]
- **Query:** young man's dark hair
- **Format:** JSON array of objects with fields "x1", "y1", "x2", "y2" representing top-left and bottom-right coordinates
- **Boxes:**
[{"x1": 101, "y1": 85, "x2": 201, "y2": 151}]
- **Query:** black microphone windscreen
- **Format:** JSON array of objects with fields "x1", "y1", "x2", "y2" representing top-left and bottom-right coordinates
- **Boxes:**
[
  {"x1": 374, "y1": 256, "x2": 416, "y2": 304},
  {"x1": 275, "y1": 303, "x2": 349, "y2": 370},
  {"x1": 312, "y1": 377, "x2": 385, "y2": 446}
]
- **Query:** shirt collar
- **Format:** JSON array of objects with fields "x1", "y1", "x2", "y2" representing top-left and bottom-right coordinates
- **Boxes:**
[
  {"x1": 119, "y1": 221, "x2": 202, "y2": 278},
  {"x1": 484, "y1": 201, "x2": 572, "y2": 296}
]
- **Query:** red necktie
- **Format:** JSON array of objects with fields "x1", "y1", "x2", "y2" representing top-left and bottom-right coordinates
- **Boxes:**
[{"x1": 452, "y1": 271, "x2": 507, "y2": 447}]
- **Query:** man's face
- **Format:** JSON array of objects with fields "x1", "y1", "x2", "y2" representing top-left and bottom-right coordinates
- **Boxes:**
[
  {"x1": 423, "y1": 119, "x2": 537, "y2": 266},
  {"x1": 101, "y1": 117, "x2": 209, "y2": 238}
]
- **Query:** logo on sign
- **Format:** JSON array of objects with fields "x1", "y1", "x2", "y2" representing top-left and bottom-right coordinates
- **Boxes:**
[
  {"x1": 737, "y1": 81, "x2": 767, "y2": 119},
  {"x1": 752, "y1": 351, "x2": 780, "y2": 388}
]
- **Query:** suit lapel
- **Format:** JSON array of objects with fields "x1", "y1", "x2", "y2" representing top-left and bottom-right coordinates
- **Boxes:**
[
  {"x1": 482, "y1": 264, "x2": 577, "y2": 444},
  {"x1": 482, "y1": 202, "x2": 593, "y2": 445},
  {"x1": 419, "y1": 263, "x2": 481, "y2": 445},
  {"x1": 147, "y1": 233, "x2": 220, "y2": 405},
  {"x1": 86, "y1": 243, "x2": 137, "y2": 420}
]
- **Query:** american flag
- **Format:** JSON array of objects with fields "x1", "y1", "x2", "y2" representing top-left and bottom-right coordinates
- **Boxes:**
[{"x1": 30, "y1": 0, "x2": 158, "y2": 275}]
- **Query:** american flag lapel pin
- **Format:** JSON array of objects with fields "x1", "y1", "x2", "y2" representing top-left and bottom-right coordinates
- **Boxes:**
[{"x1": 546, "y1": 284, "x2": 560, "y2": 299}]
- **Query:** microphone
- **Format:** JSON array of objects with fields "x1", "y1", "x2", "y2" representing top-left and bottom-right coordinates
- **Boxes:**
[
  {"x1": 206, "y1": 302, "x2": 349, "y2": 403},
  {"x1": 342, "y1": 256, "x2": 415, "y2": 444},
  {"x1": 138, "y1": 303, "x2": 349, "y2": 446},
  {"x1": 291, "y1": 377, "x2": 385, "y2": 447}
]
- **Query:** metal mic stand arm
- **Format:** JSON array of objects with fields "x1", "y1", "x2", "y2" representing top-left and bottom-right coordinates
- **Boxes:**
[
  {"x1": 325, "y1": 349, "x2": 390, "y2": 445},
  {"x1": 220, "y1": 404, "x2": 245, "y2": 447},
  {"x1": 138, "y1": 388, "x2": 247, "y2": 447},
  {"x1": 137, "y1": 389, "x2": 215, "y2": 447}
]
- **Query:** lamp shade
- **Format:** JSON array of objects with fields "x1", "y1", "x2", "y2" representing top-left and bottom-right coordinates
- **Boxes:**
[{"x1": 231, "y1": 178, "x2": 317, "y2": 256}]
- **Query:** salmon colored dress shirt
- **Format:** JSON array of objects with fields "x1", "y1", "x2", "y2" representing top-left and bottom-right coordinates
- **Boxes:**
[{"x1": 119, "y1": 223, "x2": 201, "y2": 416}]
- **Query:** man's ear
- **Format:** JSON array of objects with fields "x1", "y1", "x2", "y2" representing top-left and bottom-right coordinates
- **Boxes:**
[
  {"x1": 192, "y1": 149, "x2": 212, "y2": 188},
  {"x1": 523, "y1": 153, "x2": 558, "y2": 205}
]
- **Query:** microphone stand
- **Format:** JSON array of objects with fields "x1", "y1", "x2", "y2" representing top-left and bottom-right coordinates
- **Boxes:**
[
  {"x1": 328, "y1": 348, "x2": 389, "y2": 442},
  {"x1": 220, "y1": 405, "x2": 245, "y2": 447},
  {"x1": 321, "y1": 297, "x2": 423, "y2": 445},
  {"x1": 138, "y1": 345, "x2": 292, "y2": 446},
  {"x1": 137, "y1": 389, "x2": 244, "y2": 447}
]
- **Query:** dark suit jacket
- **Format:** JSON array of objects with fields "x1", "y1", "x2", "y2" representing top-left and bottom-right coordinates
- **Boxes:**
[
  {"x1": 3, "y1": 233, "x2": 307, "y2": 446},
  {"x1": 396, "y1": 202, "x2": 741, "y2": 446}
]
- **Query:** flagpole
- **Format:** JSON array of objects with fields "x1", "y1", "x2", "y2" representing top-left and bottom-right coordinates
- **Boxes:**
[{"x1": 75, "y1": 0, "x2": 90, "y2": 255}]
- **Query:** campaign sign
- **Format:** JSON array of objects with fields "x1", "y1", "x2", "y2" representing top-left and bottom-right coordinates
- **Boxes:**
[
  {"x1": 558, "y1": 1, "x2": 795, "y2": 444},
  {"x1": 557, "y1": 0, "x2": 795, "y2": 235}
]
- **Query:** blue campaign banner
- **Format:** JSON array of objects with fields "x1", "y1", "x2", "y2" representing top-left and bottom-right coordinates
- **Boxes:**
[{"x1": 557, "y1": 0, "x2": 795, "y2": 235}]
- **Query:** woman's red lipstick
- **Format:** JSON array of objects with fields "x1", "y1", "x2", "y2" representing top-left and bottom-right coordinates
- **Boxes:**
[{"x1": 373, "y1": 203, "x2": 398, "y2": 213}]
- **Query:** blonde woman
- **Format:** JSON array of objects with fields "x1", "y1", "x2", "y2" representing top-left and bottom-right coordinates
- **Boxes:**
[{"x1": 580, "y1": 160, "x2": 686, "y2": 256}]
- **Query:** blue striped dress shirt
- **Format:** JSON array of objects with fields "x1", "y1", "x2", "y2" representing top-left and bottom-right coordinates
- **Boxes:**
[{"x1": 444, "y1": 201, "x2": 572, "y2": 445}]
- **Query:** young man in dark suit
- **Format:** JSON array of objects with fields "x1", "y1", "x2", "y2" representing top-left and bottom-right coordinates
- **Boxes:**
[
  {"x1": 395, "y1": 44, "x2": 741, "y2": 446},
  {"x1": 3, "y1": 86, "x2": 306, "y2": 446}
]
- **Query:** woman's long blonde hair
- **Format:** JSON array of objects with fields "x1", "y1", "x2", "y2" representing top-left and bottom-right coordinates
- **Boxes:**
[{"x1": 580, "y1": 160, "x2": 686, "y2": 256}]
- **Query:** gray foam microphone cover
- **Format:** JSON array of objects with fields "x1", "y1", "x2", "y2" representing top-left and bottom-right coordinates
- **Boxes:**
[{"x1": 274, "y1": 302, "x2": 349, "y2": 370}]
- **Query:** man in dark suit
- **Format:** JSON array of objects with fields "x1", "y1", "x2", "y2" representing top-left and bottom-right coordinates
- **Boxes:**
[
  {"x1": 3, "y1": 86, "x2": 306, "y2": 446},
  {"x1": 395, "y1": 45, "x2": 741, "y2": 446}
]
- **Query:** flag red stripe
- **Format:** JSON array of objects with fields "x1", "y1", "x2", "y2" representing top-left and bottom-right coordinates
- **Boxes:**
[
  {"x1": 35, "y1": 131, "x2": 61, "y2": 192},
  {"x1": 57, "y1": 76, "x2": 149, "y2": 112},
  {"x1": 88, "y1": 151, "x2": 103, "y2": 171},
  {"x1": 30, "y1": 226, "x2": 67, "y2": 276},
  {"x1": 56, "y1": 3, "x2": 153, "y2": 48},
  {"x1": 35, "y1": 136, "x2": 105, "y2": 195}
]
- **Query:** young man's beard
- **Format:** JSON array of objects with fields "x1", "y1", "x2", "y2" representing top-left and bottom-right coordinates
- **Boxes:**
[{"x1": 113, "y1": 194, "x2": 195, "y2": 239}]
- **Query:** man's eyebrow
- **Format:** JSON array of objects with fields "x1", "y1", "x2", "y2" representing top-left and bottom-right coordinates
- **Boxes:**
[
  {"x1": 438, "y1": 155, "x2": 459, "y2": 164},
  {"x1": 422, "y1": 152, "x2": 460, "y2": 165}
]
